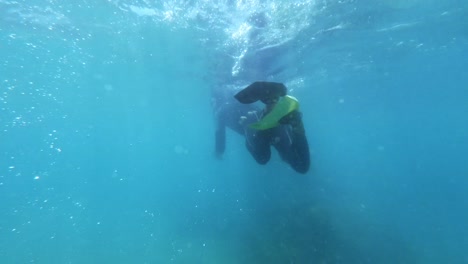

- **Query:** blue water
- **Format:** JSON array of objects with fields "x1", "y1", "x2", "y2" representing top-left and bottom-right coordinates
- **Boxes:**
[{"x1": 1, "y1": 0, "x2": 467, "y2": 263}]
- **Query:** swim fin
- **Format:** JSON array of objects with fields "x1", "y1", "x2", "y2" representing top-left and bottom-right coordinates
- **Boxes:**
[
  {"x1": 234, "y1": 82, "x2": 287, "y2": 104},
  {"x1": 249, "y1": 95, "x2": 300, "y2": 130}
]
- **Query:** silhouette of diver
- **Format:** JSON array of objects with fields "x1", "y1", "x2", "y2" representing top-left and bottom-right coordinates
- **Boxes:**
[{"x1": 213, "y1": 81, "x2": 310, "y2": 174}]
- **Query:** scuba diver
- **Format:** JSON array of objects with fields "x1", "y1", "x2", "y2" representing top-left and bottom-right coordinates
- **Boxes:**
[{"x1": 213, "y1": 81, "x2": 310, "y2": 174}]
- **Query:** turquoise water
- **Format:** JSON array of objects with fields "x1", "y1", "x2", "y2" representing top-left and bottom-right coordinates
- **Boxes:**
[{"x1": 1, "y1": 0, "x2": 467, "y2": 263}]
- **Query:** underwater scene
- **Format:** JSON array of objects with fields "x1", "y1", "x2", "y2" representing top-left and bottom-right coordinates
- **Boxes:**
[{"x1": 1, "y1": 0, "x2": 467, "y2": 263}]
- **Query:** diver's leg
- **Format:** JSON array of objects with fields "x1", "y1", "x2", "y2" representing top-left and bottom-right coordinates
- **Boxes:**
[
  {"x1": 287, "y1": 130, "x2": 310, "y2": 174},
  {"x1": 245, "y1": 129, "x2": 271, "y2": 165},
  {"x1": 276, "y1": 112, "x2": 310, "y2": 174}
]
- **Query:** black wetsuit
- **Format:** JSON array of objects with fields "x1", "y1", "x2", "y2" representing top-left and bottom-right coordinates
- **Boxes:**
[{"x1": 213, "y1": 87, "x2": 310, "y2": 174}]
